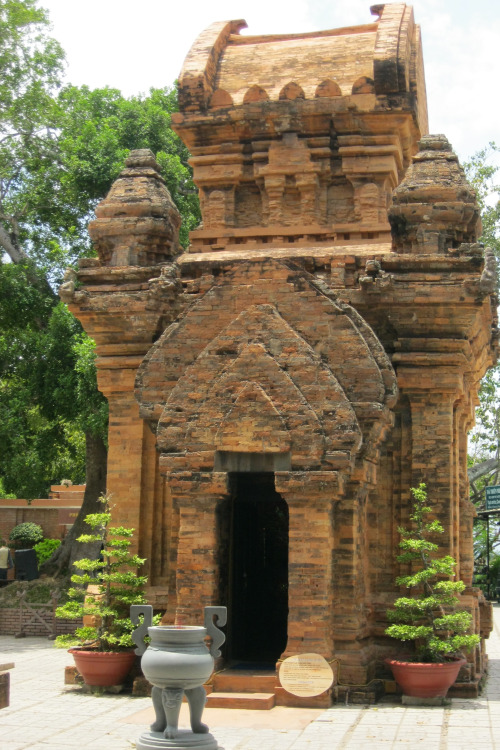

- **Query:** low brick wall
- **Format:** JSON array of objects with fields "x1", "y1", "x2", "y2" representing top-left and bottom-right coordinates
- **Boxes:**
[
  {"x1": 0, "y1": 608, "x2": 81, "y2": 637},
  {"x1": 0, "y1": 485, "x2": 85, "y2": 543},
  {"x1": 0, "y1": 507, "x2": 61, "y2": 545}
]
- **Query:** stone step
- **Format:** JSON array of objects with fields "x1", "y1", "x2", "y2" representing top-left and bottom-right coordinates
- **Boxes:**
[
  {"x1": 206, "y1": 691, "x2": 276, "y2": 710},
  {"x1": 212, "y1": 669, "x2": 277, "y2": 693}
]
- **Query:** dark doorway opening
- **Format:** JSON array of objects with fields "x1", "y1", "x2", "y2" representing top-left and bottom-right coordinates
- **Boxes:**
[{"x1": 228, "y1": 472, "x2": 288, "y2": 665}]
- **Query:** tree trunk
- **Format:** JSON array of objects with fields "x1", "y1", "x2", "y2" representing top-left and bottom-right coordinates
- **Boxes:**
[{"x1": 41, "y1": 431, "x2": 108, "y2": 576}]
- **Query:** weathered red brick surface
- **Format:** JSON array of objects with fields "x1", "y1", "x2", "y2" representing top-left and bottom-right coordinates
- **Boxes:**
[{"x1": 63, "y1": 4, "x2": 497, "y2": 704}]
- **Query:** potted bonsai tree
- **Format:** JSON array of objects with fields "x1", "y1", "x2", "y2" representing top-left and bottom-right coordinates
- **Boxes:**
[
  {"x1": 385, "y1": 483, "x2": 480, "y2": 698},
  {"x1": 55, "y1": 495, "x2": 151, "y2": 687}
]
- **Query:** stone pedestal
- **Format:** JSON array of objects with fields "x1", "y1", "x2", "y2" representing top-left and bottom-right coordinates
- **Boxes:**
[{"x1": 136, "y1": 730, "x2": 219, "y2": 750}]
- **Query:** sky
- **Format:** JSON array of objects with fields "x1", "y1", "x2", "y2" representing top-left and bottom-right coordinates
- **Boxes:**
[{"x1": 40, "y1": 0, "x2": 500, "y2": 162}]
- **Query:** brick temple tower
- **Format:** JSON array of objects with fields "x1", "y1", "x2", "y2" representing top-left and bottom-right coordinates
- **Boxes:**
[{"x1": 62, "y1": 4, "x2": 497, "y2": 704}]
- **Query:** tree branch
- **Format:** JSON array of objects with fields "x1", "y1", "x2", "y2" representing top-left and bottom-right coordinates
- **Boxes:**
[
  {"x1": 468, "y1": 458, "x2": 500, "y2": 483},
  {"x1": 0, "y1": 223, "x2": 27, "y2": 263}
]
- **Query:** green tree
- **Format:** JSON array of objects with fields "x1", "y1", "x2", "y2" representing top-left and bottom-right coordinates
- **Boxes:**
[
  {"x1": 0, "y1": 2, "x2": 200, "y2": 573},
  {"x1": 55, "y1": 85, "x2": 199, "y2": 257},
  {"x1": 0, "y1": 0, "x2": 64, "y2": 268},
  {"x1": 55, "y1": 495, "x2": 149, "y2": 651},
  {"x1": 2, "y1": 82, "x2": 200, "y2": 282},
  {"x1": 0, "y1": 261, "x2": 105, "y2": 499},
  {"x1": 1, "y1": 0, "x2": 199, "y2": 280},
  {"x1": 463, "y1": 144, "x2": 500, "y2": 585},
  {"x1": 463, "y1": 143, "x2": 500, "y2": 264},
  {"x1": 386, "y1": 485, "x2": 480, "y2": 662}
]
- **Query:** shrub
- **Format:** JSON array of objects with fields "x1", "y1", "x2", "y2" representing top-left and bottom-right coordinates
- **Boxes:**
[
  {"x1": 9, "y1": 522, "x2": 44, "y2": 549},
  {"x1": 385, "y1": 483, "x2": 480, "y2": 662},
  {"x1": 34, "y1": 538, "x2": 61, "y2": 566},
  {"x1": 55, "y1": 495, "x2": 150, "y2": 651}
]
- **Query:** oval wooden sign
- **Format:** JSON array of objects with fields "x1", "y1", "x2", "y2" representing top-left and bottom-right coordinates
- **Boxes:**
[{"x1": 279, "y1": 653, "x2": 334, "y2": 697}]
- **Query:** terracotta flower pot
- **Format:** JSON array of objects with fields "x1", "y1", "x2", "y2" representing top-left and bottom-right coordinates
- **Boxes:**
[
  {"x1": 69, "y1": 648, "x2": 135, "y2": 687},
  {"x1": 385, "y1": 657, "x2": 465, "y2": 698}
]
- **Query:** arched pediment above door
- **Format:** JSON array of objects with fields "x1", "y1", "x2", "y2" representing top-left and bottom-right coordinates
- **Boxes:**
[
  {"x1": 156, "y1": 306, "x2": 362, "y2": 470},
  {"x1": 135, "y1": 259, "x2": 396, "y2": 474}
]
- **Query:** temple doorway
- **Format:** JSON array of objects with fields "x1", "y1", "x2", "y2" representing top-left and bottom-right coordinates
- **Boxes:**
[{"x1": 227, "y1": 473, "x2": 289, "y2": 665}]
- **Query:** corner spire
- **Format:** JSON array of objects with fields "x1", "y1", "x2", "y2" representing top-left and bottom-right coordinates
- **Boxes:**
[
  {"x1": 388, "y1": 135, "x2": 481, "y2": 254},
  {"x1": 89, "y1": 149, "x2": 181, "y2": 266}
]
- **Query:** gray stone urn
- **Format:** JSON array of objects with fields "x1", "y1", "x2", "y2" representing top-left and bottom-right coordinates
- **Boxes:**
[{"x1": 131, "y1": 606, "x2": 227, "y2": 750}]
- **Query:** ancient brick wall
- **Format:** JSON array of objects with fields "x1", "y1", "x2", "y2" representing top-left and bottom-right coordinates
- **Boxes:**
[{"x1": 63, "y1": 3, "x2": 497, "y2": 704}]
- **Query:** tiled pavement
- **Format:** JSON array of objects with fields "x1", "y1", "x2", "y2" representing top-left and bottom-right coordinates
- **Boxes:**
[{"x1": 1, "y1": 604, "x2": 500, "y2": 750}]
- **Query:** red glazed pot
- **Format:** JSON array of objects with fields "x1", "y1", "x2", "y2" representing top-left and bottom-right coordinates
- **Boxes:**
[
  {"x1": 69, "y1": 649, "x2": 135, "y2": 687},
  {"x1": 385, "y1": 657, "x2": 466, "y2": 698}
]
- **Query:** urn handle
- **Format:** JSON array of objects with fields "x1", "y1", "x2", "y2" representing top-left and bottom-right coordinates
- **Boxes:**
[
  {"x1": 130, "y1": 604, "x2": 153, "y2": 655},
  {"x1": 204, "y1": 606, "x2": 227, "y2": 658}
]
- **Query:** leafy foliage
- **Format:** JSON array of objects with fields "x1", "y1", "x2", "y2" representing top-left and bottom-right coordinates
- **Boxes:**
[
  {"x1": 386, "y1": 484, "x2": 480, "y2": 662},
  {"x1": 461, "y1": 144, "x2": 500, "y2": 586},
  {"x1": 55, "y1": 495, "x2": 149, "y2": 651},
  {"x1": 0, "y1": 82, "x2": 199, "y2": 501},
  {"x1": 52, "y1": 85, "x2": 200, "y2": 259},
  {"x1": 34, "y1": 537, "x2": 61, "y2": 565},
  {"x1": 9, "y1": 521, "x2": 43, "y2": 548},
  {"x1": 465, "y1": 143, "x2": 500, "y2": 469},
  {"x1": 0, "y1": 262, "x2": 105, "y2": 497},
  {"x1": 0, "y1": 476, "x2": 16, "y2": 499},
  {"x1": 463, "y1": 142, "x2": 500, "y2": 267},
  {"x1": 0, "y1": 3, "x2": 200, "y2": 505},
  {"x1": 2, "y1": 81, "x2": 200, "y2": 282},
  {"x1": 0, "y1": 0, "x2": 64, "y2": 265}
]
